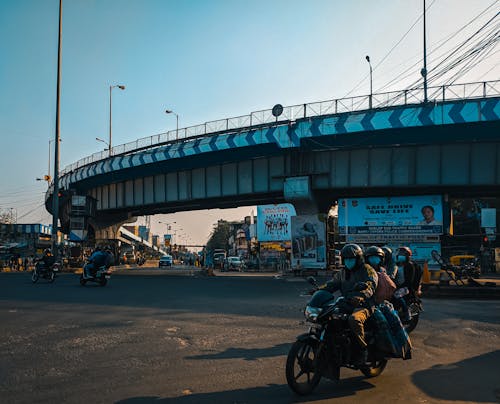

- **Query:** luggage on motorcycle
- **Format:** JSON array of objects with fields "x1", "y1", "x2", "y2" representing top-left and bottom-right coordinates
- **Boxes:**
[
  {"x1": 375, "y1": 272, "x2": 397, "y2": 304},
  {"x1": 379, "y1": 302, "x2": 412, "y2": 360},
  {"x1": 371, "y1": 308, "x2": 397, "y2": 356}
]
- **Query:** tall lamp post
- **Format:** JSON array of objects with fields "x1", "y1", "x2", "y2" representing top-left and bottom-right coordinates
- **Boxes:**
[
  {"x1": 159, "y1": 220, "x2": 176, "y2": 251},
  {"x1": 109, "y1": 84, "x2": 125, "y2": 156},
  {"x1": 165, "y1": 109, "x2": 179, "y2": 140},
  {"x1": 365, "y1": 55, "x2": 373, "y2": 109},
  {"x1": 52, "y1": 0, "x2": 63, "y2": 258}
]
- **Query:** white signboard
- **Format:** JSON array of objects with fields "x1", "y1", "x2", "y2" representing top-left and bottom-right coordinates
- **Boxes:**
[
  {"x1": 257, "y1": 204, "x2": 296, "y2": 242},
  {"x1": 339, "y1": 195, "x2": 443, "y2": 235},
  {"x1": 291, "y1": 215, "x2": 326, "y2": 269}
]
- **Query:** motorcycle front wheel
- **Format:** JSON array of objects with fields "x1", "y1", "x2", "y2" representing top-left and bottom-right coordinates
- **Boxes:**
[
  {"x1": 99, "y1": 277, "x2": 107, "y2": 287},
  {"x1": 48, "y1": 271, "x2": 55, "y2": 283},
  {"x1": 79, "y1": 274, "x2": 87, "y2": 286},
  {"x1": 31, "y1": 269, "x2": 39, "y2": 283},
  {"x1": 361, "y1": 358, "x2": 387, "y2": 378},
  {"x1": 286, "y1": 339, "x2": 321, "y2": 395},
  {"x1": 404, "y1": 313, "x2": 419, "y2": 333}
]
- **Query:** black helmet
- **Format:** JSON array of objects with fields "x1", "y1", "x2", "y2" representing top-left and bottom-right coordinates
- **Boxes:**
[
  {"x1": 43, "y1": 248, "x2": 51, "y2": 255},
  {"x1": 365, "y1": 246, "x2": 385, "y2": 259},
  {"x1": 341, "y1": 244, "x2": 364, "y2": 259},
  {"x1": 95, "y1": 245, "x2": 102, "y2": 251}
]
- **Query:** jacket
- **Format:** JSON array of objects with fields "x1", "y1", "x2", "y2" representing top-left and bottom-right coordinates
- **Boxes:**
[{"x1": 322, "y1": 263, "x2": 378, "y2": 306}]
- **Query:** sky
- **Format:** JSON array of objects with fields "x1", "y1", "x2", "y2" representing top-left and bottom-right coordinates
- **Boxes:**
[{"x1": 0, "y1": 0, "x2": 498, "y2": 246}]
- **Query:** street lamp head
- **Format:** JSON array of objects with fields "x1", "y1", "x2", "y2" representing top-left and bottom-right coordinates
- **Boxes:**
[
  {"x1": 165, "y1": 109, "x2": 173, "y2": 114},
  {"x1": 118, "y1": 85, "x2": 125, "y2": 90},
  {"x1": 365, "y1": 55, "x2": 370, "y2": 63}
]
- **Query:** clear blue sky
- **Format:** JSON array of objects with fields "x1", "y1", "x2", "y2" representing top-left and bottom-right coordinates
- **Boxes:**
[{"x1": 0, "y1": 0, "x2": 498, "y2": 244}]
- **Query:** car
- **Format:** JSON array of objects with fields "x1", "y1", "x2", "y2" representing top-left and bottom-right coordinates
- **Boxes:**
[
  {"x1": 224, "y1": 256, "x2": 245, "y2": 271},
  {"x1": 159, "y1": 255, "x2": 173, "y2": 268}
]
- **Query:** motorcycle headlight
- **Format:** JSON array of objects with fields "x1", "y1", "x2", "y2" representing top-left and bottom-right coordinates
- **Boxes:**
[{"x1": 304, "y1": 306, "x2": 322, "y2": 322}]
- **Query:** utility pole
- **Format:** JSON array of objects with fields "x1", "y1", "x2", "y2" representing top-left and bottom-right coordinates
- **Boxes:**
[
  {"x1": 51, "y1": 0, "x2": 62, "y2": 257},
  {"x1": 422, "y1": 0, "x2": 428, "y2": 103}
]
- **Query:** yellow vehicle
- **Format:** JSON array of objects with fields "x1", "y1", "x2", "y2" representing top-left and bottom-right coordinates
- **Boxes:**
[{"x1": 449, "y1": 255, "x2": 476, "y2": 266}]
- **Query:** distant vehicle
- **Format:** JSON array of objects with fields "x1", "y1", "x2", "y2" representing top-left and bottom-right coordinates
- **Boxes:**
[
  {"x1": 159, "y1": 255, "x2": 173, "y2": 268},
  {"x1": 122, "y1": 251, "x2": 136, "y2": 265},
  {"x1": 223, "y1": 256, "x2": 245, "y2": 271},
  {"x1": 213, "y1": 250, "x2": 226, "y2": 269}
]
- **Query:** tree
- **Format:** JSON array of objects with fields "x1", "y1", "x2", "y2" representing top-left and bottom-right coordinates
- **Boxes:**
[{"x1": 206, "y1": 220, "x2": 230, "y2": 252}]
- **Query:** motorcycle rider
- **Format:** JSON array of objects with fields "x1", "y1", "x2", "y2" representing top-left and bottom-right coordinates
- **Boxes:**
[
  {"x1": 393, "y1": 246, "x2": 422, "y2": 321},
  {"x1": 104, "y1": 246, "x2": 114, "y2": 269},
  {"x1": 40, "y1": 248, "x2": 56, "y2": 271},
  {"x1": 318, "y1": 243, "x2": 378, "y2": 365},
  {"x1": 381, "y1": 246, "x2": 397, "y2": 278},
  {"x1": 84, "y1": 246, "x2": 108, "y2": 279}
]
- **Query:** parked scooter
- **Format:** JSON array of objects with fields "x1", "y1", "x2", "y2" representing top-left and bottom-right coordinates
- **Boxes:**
[
  {"x1": 32, "y1": 260, "x2": 60, "y2": 283},
  {"x1": 80, "y1": 261, "x2": 111, "y2": 286}
]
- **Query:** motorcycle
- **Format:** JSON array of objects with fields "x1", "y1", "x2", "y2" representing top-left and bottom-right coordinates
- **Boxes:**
[
  {"x1": 32, "y1": 260, "x2": 60, "y2": 283},
  {"x1": 79, "y1": 262, "x2": 111, "y2": 286},
  {"x1": 392, "y1": 287, "x2": 423, "y2": 333},
  {"x1": 286, "y1": 278, "x2": 391, "y2": 396}
]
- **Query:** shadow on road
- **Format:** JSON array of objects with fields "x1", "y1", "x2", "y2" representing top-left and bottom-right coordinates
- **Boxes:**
[
  {"x1": 115, "y1": 377, "x2": 375, "y2": 404},
  {"x1": 186, "y1": 343, "x2": 290, "y2": 361},
  {"x1": 412, "y1": 350, "x2": 500, "y2": 403}
]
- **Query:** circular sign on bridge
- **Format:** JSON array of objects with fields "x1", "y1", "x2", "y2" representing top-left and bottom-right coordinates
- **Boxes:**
[{"x1": 272, "y1": 104, "x2": 283, "y2": 118}]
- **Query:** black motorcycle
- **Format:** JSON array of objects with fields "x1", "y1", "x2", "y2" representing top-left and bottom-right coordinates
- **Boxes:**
[
  {"x1": 393, "y1": 287, "x2": 423, "y2": 333},
  {"x1": 32, "y1": 260, "x2": 60, "y2": 283},
  {"x1": 79, "y1": 262, "x2": 111, "y2": 286},
  {"x1": 286, "y1": 281, "x2": 390, "y2": 395}
]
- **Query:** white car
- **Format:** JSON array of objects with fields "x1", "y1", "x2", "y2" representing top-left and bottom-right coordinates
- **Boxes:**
[
  {"x1": 224, "y1": 256, "x2": 245, "y2": 271},
  {"x1": 159, "y1": 255, "x2": 173, "y2": 268}
]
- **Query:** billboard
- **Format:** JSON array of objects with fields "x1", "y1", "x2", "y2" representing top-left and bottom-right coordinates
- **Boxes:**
[
  {"x1": 257, "y1": 204, "x2": 296, "y2": 242},
  {"x1": 164, "y1": 234, "x2": 171, "y2": 247},
  {"x1": 291, "y1": 215, "x2": 327, "y2": 269},
  {"x1": 339, "y1": 195, "x2": 443, "y2": 235}
]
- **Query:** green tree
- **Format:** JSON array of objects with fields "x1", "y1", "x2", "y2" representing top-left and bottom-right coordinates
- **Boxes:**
[{"x1": 206, "y1": 220, "x2": 230, "y2": 252}]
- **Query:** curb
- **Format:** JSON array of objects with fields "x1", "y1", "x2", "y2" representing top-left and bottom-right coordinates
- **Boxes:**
[{"x1": 422, "y1": 284, "x2": 500, "y2": 299}]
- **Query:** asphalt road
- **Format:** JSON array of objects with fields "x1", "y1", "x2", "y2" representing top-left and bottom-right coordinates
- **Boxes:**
[{"x1": 1, "y1": 271, "x2": 499, "y2": 404}]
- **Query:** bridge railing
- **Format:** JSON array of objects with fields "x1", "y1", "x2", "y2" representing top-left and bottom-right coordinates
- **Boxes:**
[{"x1": 60, "y1": 80, "x2": 500, "y2": 176}]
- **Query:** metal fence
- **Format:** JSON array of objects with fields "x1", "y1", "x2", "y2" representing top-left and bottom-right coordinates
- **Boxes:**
[{"x1": 60, "y1": 80, "x2": 500, "y2": 176}]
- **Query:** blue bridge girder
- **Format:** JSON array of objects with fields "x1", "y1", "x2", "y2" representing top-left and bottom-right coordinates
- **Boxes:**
[{"x1": 45, "y1": 83, "x2": 500, "y2": 231}]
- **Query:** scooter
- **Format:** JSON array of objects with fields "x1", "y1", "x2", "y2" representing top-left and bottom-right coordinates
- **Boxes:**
[{"x1": 79, "y1": 262, "x2": 111, "y2": 287}]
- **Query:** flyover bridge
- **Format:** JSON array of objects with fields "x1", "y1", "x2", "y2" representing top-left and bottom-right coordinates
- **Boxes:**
[{"x1": 46, "y1": 80, "x2": 500, "y2": 236}]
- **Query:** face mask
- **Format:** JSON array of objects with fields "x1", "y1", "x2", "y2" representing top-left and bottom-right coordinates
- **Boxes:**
[
  {"x1": 367, "y1": 256, "x2": 381, "y2": 266},
  {"x1": 344, "y1": 258, "x2": 357, "y2": 270},
  {"x1": 396, "y1": 255, "x2": 407, "y2": 264}
]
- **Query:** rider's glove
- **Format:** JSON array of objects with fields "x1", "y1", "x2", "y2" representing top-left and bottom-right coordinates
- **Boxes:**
[{"x1": 349, "y1": 296, "x2": 364, "y2": 307}]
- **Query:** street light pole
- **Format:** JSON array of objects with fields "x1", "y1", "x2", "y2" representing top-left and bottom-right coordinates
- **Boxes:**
[
  {"x1": 51, "y1": 0, "x2": 62, "y2": 258},
  {"x1": 96, "y1": 137, "x2": 110, "y2": 151},
  {"x1": 365, "y1": 55, "x2": 373, "y2": 109},
  {"x1": 422, "y1": 0, "x2": 428, "y2": 103},
  {"x1": 165, "y1": 109, "x2": 179, "y2": 140},
  {"x1": 109, "y1": 84, "x2": 125, "y2": 156}
]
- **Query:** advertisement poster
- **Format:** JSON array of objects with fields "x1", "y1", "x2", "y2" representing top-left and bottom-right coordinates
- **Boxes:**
[
  {"x1": 257, "y1": 204, "x2": 296, "y2": 242},
  {"x1": 385, "y1": 243, "x2": 442, "y2": 269},
  {"x1": 338, "y1": 195, "x2": 443, "y2": 235},
  {"x1": 291, "y1": 215, "x2": 326, "y2": 269}
]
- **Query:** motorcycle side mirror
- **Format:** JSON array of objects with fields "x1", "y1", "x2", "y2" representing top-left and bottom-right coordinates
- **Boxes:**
[{"x1": 307, "y1": 276, "x2": 318, "y2": 287}]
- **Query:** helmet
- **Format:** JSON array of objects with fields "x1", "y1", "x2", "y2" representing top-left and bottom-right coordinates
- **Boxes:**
[
  {"x1": 341, "y1": 243, "x2": 364, "y2": 259},
  {"x1": 365, "y1": 246, "x2": 385, "y2": 259},
  {"x1": 43, "y1": 248, "x2": 51, "y2": 255},
  {"x1": 396, "y1": 246, "x2": 412, "y2": 257},
  {"x1": 381, "y1": 246, "x2": 392, "y2": 257},
  {"x1": 95, "y1": 245, "x2": 102, "y2": 251}
]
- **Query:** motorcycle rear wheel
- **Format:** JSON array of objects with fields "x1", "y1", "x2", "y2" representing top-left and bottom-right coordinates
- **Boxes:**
[
  {"x1": 361, "y1": 359, "x2": 387, "y2": 378},
  {"x1": 286, "y1": 340, "x2": 321, "y2": 395},
  {"x1": 99, "y1": 278, "x2": 107, "y2": 287},
  {"x1": 31, "y1": 269, "x2": 39, "y2": 283}
]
